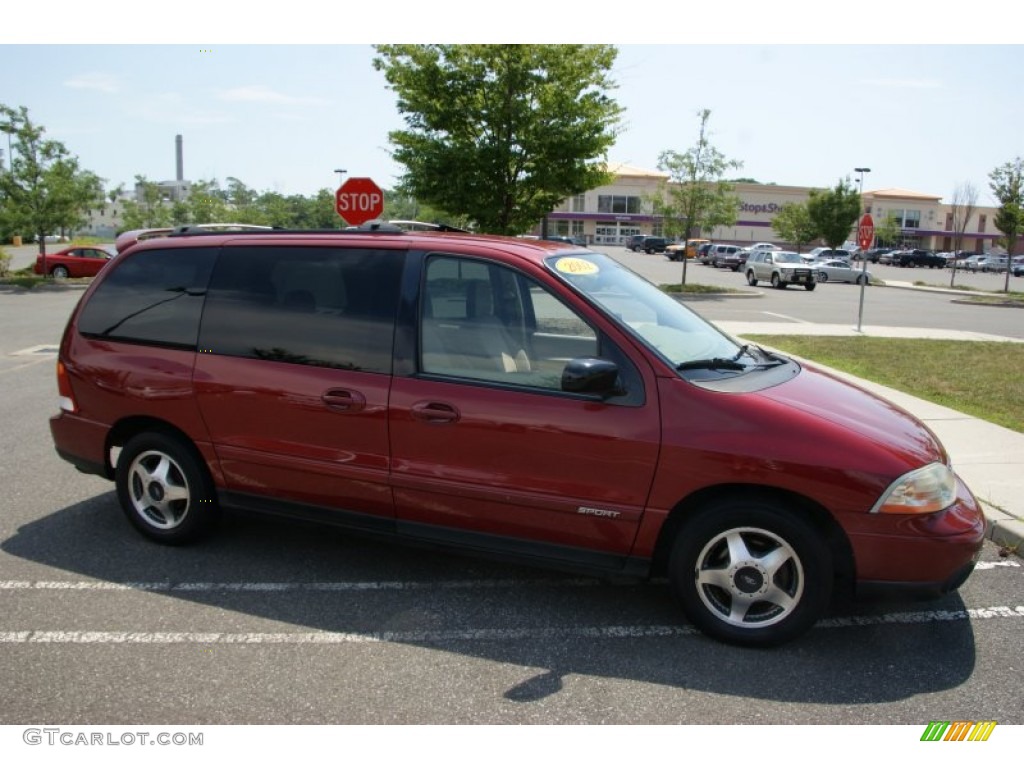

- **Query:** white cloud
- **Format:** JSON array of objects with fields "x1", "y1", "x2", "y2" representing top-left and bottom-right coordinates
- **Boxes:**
[
  {"x1": 63, "y1": 72, "x2": 119, "y2": 93},
  {"x1": 218, "y1": 85, "x2": 329, "y2": 106},
  {"x1": 859, "y1": 78, "x2": 943, "y2": 90},
  {"x1": 138, "y1": 92, "x2": 234, "y2": 125}
]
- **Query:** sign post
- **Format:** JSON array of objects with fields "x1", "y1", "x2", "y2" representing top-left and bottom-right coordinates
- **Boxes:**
[
  {"x1": 335, "y1": 177, "x2": 384, "y2": 226},
  {"x1": 856, "y1": 213, "x2": 874, "y2": 332}
]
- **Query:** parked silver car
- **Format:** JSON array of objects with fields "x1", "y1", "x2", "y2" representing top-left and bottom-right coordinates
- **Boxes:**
[
  {"x1": 746, "y1": 250, "x2": 817, "y2": 290},
  {"x1": 814, "y1": 259, "x2": 872, "y2": 285}
]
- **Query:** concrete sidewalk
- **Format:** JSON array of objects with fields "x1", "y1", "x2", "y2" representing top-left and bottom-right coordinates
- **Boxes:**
[{"x1": 717, "y1": 319, "x2": 1024, "y2": 555}]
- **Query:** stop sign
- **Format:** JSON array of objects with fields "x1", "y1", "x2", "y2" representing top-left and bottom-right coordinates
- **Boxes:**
[
  {"x1": 335, "y1": 177, "x2": 384, "y2": 226},
  {"x1": 857, "y1": 213, "x2": 875, "y2": 251}
]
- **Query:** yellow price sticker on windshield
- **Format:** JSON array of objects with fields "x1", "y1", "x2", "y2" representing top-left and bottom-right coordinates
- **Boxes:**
[{"x1": 554, "y1": 257, "x2": 599, "y2": 276}]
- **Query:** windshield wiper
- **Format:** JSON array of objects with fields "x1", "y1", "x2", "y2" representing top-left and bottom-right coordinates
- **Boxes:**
[
  {"x1": 677, "y1": 357, "x2": 746, "y2": 371},
  {"x1": 677, "y1": 344, "x2": 788, "y2": 372}
]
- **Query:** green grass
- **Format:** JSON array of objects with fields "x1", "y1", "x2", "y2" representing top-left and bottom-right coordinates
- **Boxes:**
[
  {"x1": 744, "y1": 336, "x2": 1024, "y2": 434},
  {"x1": 659, "y1": 283, "x2": 745, "y2": 294}
]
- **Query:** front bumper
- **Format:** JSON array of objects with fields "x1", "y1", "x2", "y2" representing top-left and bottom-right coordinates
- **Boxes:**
[{"x1": 847, "y1": 476, "x2": 985, "y2": 599}]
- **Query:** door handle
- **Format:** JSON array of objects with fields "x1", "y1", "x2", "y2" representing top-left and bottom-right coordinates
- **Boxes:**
[
  {"x1": 321, "y1": 389, "x2": 366, "y2": 412},
  {"x1": 410, "y1": 401, "x2": 460, "y2": 424}
]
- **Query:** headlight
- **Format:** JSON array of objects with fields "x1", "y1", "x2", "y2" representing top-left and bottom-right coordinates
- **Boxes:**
[{"x1": 871, "y1": 462, "x2": 957, "y2": 515}]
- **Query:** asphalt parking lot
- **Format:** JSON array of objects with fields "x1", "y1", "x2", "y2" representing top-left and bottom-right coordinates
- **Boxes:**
[{"x1": 1, "y1": 248, "x2": 1022, "y2": 736}]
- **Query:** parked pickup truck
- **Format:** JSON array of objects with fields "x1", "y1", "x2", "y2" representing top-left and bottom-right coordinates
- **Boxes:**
[{"x1": 891, "y1": 249, "x2": 947, "y2": 268}]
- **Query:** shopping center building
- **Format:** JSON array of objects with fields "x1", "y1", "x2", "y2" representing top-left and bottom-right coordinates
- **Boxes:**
[{"x1": 542, "y1": 163, "x2": 1005, "y2": 253}]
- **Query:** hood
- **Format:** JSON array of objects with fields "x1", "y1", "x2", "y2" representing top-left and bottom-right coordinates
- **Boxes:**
[{"x1": 755, "y1": 363, "x2": 946, "y2": 469}]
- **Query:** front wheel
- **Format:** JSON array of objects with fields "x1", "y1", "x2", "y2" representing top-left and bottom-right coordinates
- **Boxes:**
[
  {"x1": 51, "y1": 265, "x2": 69, "y2": 279},
  {"x1": 116, "y1": 432, "x2": 219, "y2": 544},
  {"x1": 668, "y1": 500, "x2": 833, "y2": 647},
  {"x1": 771, "y1": 273, "x2": 786, "y2": 289},
  {"x1": 804, "y1": 282, "x2": 816, "y2": 291},
  {"x1": 746, "y1": 271, "x2": 758, "y2": 286},
  {"x1": 817, "y1": 272, "x2": 829, "y2": 282}
]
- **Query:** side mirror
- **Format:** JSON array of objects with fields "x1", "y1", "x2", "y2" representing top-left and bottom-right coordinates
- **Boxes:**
[{"x1": 561, "y1": 358, "x2": 620, "y2": 397}]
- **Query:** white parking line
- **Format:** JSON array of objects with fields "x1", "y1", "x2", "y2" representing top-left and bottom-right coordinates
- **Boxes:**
[
  {"x1": 0, "y1": 578, "x2": 603, "y2": 592},
  {"x1": 762, "y1": 312, "x2": 813, "y2": 324},
  {"x1": 0, "y1": 607, "x2": 1020, "y2": 645},
  {"x1": 974, "y1": 560, "x2": 1020, "y2": 570}
]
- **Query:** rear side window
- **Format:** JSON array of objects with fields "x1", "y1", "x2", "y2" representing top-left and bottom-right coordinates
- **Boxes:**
[
  {"x1": 199, "y1": 246, "x2": 405, "y2": 373},
  {"x1": 76, "y1": 247, "x2": 217, "y2": 348}
]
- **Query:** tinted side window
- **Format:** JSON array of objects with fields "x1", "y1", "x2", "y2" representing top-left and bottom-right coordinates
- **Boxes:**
[
  {"x1": 77, "y1": 247, "x2": 217, "y2": 348},
  {"x1": 200, "y1": 246, "x2": 404, "y2": 373}
]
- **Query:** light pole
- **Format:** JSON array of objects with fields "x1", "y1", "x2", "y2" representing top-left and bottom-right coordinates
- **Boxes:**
[
  {"x1": 333, "y1": 168, "x2": 347, "y2": 186},
  {"x1": 854, "y1": 167, "x2": 871, "y2": 199},
  {"x1": 854, "y1": 167, "x2": 871, "y2": 332}
]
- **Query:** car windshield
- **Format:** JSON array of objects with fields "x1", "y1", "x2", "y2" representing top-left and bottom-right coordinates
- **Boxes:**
[
  {"x1": 774, "y1": 252, "x2": 801, "y2": 263},
  {"x1": 545, "y1": 253, "x2": 744, "y2": 369}
]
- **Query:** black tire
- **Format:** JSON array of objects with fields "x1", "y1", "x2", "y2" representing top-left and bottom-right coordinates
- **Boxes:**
[
  {"x1": 817, "y1": 271, "x2": 828, "y2": 282},
  {"x1": 856, "y1": 274, "x2": 868, "y2": 286},
  {"x1": 115, "y1": 431, "x2": 219, "y2": 544},
  {"x1": 746, "y1": 271, "x2": 758, "y2": 287},
  {"x1": 668, "y1": 499, "x2": 833, "y2": 647},
  {"x1": 804, "y1": 283, "x2": 816, "y2": 291},
  {"x1": 52, "y1": 265, "x2": 69, "y2": 279},
  {"x1": 771, "y1": 273, "x2": 786, "y2": 289}
]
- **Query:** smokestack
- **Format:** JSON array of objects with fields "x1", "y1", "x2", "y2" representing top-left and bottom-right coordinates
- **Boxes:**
[{"x1": 175, "y1": 134, "x2": 183, "y2": 182}]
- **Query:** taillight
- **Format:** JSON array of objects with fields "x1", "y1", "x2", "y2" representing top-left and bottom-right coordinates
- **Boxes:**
[{"x1": 56, "y1": 360, "x2": 77, "y2": 413}]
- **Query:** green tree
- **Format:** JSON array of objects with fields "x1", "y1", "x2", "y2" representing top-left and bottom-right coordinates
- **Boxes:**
[
  {"x1": 185, "y1": 179, "x2": 230, "y2": 223},
  {"x1": 654, "y1": 109, "x2": 742, "y2": 284},
  {"x1": 120, "y1": 175, "x2": 173, "y2": 230},
  {"x1": 0, "y1": 104, "x2": 104, "y2": 252},
  {"x1": 806, "y1": 178, "x2": 861, "y2": 251},
  {"x1": 372, "y1": 44, "x2": 622, "y2": 235},
  {"x1": 989, "y1": 157, "x2": 1024, "y2": 293},
  {"x1": 771, "y1": 202, "x2": 818, "y2": 255},
  {"x1": 873, "y1": 213, "x2": 901, "y2": 248}
]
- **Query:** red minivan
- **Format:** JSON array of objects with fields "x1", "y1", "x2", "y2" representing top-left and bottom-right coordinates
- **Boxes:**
[{"x1": 49, "y1": 226, "x2": 985, "y2": 647}]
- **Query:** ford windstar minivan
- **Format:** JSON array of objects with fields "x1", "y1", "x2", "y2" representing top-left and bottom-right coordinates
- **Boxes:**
[{"x1": 49, "y1": 225, "x2": 985, "y2": 646}]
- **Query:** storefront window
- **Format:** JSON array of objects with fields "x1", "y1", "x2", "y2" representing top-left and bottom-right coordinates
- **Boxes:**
[{"x1": 597, "y1": 195, "x2": 642, "y2": 214}]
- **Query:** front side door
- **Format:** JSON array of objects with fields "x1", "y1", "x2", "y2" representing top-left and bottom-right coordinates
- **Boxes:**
[{"x1": 389, "y1": 254, "x2": 661, "y2": 569}]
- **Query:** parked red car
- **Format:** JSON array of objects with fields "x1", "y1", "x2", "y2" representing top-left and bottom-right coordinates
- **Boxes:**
[
  {"x1": 48, "y1": 225, "x2": 984, "y2": 647},
  {"x1": 33, "y1": 245, "x2": 116, "y2": 278}
]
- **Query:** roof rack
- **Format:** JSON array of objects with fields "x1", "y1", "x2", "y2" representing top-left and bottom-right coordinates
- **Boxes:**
[
  {"x1": 170, "y1": 223, "x2": 279, "y2": 235},
  {"x1": 114, "y1": 220, "x2": 472, "y2": 253}
]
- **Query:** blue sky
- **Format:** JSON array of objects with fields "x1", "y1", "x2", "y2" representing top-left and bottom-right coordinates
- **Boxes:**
[{"x1": 2, "y1": 5, "x2": 1020, "y2": 206}]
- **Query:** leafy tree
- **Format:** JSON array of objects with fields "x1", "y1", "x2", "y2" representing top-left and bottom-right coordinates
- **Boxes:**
[
  {"x1": 373, "y1": 44, "x2": 621, "y2": 235},
  {"x1": 948, "y1": 181, "x2": 978, "y2": 286},
  {"x1": 185, "y1": 179, "x2": 230, "y2": 223},
  {"x1": 654, "y1": 109, "x2": 742, "y2": 284},
  {"x1": 0, "y1": 104, "x2": 104, "y2": 252},
  {"x1": 873, "y1": 214, "x2": 901, "y2": 248},
  {"x1": 120, "y1": 175, "x2": 173, "y2": 230},
  {"x1": 771, "y1": 202, "x2": 818, "y2": 255},
  {"x1": 806, "y1": 178, "x2": 861, "y2": 251},
  {"x1": 989, "y1": 157, "x2": 1024, "y2": 293}
]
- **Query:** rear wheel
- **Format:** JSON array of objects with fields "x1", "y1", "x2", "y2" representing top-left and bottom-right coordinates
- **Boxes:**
[
  {"x1": 817, "y1": 272, "x2": 829, "y2": 282},
  {"x1": 746, "y1": 271, "x2": 758, "y2": 287},
  {"x1": 856, "y1": 274, "x2": 868, "y2": 285},
  {"x1": 668, "y1": 499, "x2": 833, "y2": 647},
  {"x1": 116, "y1": 432, "x2": 219, "y2": 544}
]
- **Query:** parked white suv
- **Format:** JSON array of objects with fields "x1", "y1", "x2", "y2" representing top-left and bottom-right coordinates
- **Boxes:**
[{"x1": 746, "y1": 250, "x2": 817, "y2": 291}]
